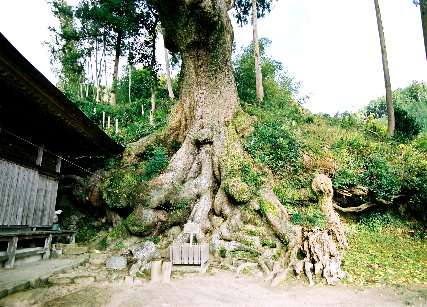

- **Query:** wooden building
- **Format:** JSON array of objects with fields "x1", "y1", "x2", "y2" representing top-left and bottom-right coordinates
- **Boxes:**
[{"x1": 0, "y1": 33, "x2": 123, "y2": 268}]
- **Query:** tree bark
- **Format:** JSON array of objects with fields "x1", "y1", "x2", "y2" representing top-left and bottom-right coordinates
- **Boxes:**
[
  {"x1": 421, "y1": 0, "x2": 427, "y2": 60},
  {"x1": 164, "y1": 43, "x2": 175, "y2": 99},
  {"x1": 374, "y1": 0, "x2": 394, "y2": 136},
  {"x1": 252, "y1": 0, "x2": 264, "y2": 103},
  {"x1": 111, "y1": 31, "x2": 122, "y2": 106}
]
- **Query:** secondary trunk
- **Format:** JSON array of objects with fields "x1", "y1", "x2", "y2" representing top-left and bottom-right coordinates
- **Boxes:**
[
  {"x1": 421, "y1": 0, "x2": 427, "y2": 60},
  {"x1": 128, "y1": 64, "x2": 132, "y2": 104},
  {"x1": 111, "y1": 31, "x2": 122, "y2": 106},
  {"x1": 164, "y1": 44, "x2": 175, "y2": 99},
  {"x1": 149, "y1": 86, "x2": 156, "y2": 126},
  {"x1": 252, "y1": 0, "x2": 264, "y2": 103},
  {"x1": 374, "y1": 0, "x2": 394, "y2": 136}
]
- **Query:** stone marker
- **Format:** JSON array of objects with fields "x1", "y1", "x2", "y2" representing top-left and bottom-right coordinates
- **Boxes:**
[
  {"x1": 161, "y1": 261, "x2": 172, "y2": 283},
  {"x1": 150, "y1": 260, "x2": 162, "y2": 283},
  {"x1": 106, "y1": 256, "x2": 127, "y2": 270}
]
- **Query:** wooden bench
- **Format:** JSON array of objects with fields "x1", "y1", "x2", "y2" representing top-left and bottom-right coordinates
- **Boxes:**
[
  {"x1": 170, "y1": 223, "x2": 209, "y2": 267},
  {"x1": 0, "y1": 229, "x2": 75, "y2": 269}
]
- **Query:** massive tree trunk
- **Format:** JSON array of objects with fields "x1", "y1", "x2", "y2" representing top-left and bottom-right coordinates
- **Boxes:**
[
  {"x1": 111, "y1": 31, "x2": 122, "y2": 106},
  {"x1": 374, "y1": 0, "x2": 394, "y2": 136},
  {"x1": 125, "y1": 0, "x2": 346, "y2": 285},
  {"x1": 133, "y1": 0, "x2": 240, "y2": 236},
  {"x1": 252, "y1": 0, "x2": 264, "y2": 103},
  {"x1": 421, "y1": 0, "x2": 427, "y2": 60}
]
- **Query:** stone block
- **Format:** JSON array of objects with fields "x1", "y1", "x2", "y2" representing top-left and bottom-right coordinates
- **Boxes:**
[{"x1": 106, "y1": 255, "x2": 127, "y2": 270}]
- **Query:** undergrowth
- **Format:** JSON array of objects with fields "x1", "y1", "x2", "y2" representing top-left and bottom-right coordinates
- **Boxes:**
[{"x1": 343, "y1": 213, "x2": 426, "y2": 286}]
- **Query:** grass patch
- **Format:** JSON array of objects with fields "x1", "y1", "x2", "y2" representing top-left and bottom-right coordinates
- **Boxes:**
[{"x1": 343, "y1": 223, "x2": 427, "y2": 286}]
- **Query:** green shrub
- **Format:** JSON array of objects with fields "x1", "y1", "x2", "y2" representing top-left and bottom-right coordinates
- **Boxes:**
[
  {"x1": 245, "y1": 121, "x2": 300, "y2": 174},
  {"x1": 400, "y1": 149, "x2": 427, "y2": 221},
  {"x1": 395, "y1": 106, "x2": 422, "y2": 141},
  {"x1": 413, "y1": 133, "x2": 427, "y2": 153},
  {"x1": 363, "y1": 154, "x2": 401, "y2": 202},
  {"x1": 75, "y1": 222, "x2": 97, "y2": 243},
  {"x1": 101, "y1": 161, "x2": 145, "y2": 209},
  {"x1": 108, "y1": 221, "x2": 129, "y2": 240},
  {"x1": 101, "y1": 145, "x2": 169, "y2": 209},
  {"x1": 142, "y1": 145, "x2": 169, "y2": 180}
]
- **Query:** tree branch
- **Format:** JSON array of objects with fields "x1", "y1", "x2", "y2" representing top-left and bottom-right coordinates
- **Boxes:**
[{"x1": 333, "y1": 202, "x2": 377, "y2": 213}]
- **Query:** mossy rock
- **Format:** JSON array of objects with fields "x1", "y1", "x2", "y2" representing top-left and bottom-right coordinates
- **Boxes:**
[
  {"x1": 240, "y1": 209, "x2": 262, "y2": 226},
  {"x1": 224, "y1": 177, "x2": 252, "y2": 203},
  {"x1": 259, "y1": 198, "x2": 278, "y2": 217},
  {"x1": 125, "y1": 213, "x2": 147, "y2": 235}
]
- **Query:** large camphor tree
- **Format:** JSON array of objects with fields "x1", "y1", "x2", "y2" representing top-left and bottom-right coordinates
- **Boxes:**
[{"x1": 115, "y1": 0, "x2": 347, "y2": 284}]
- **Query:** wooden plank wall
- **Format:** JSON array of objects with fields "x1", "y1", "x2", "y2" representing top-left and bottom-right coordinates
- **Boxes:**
[{"x1": 0, "y1": 159, "x2": 58, "y2": 227}]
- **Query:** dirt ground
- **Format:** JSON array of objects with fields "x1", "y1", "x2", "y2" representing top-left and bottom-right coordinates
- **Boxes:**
[{"x1": 0, "y1": 272, "x2": 426, "y2": 307}]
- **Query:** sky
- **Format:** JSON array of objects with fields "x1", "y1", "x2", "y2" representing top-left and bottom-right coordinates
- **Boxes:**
[{"x1": 0, "y1": 0, "x2": 426, "y2": 114}]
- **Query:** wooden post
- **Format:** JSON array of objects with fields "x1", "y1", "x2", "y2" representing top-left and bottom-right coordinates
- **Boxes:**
[
  {"x1": 102, "y1": 112, "x2": 106, "y2": 128},
  {"x1": 43, "y1": 234, "x2": 52, "y2": 260},
  {"x1": 115, "y1": 119, "x2": 119, "y2": 133},
  {"x1": 55, "y1": 157, "x2": 62, "y2": 173},
  {"x1": 107, "y1": 116, "x2": 111, "y2": 129},
  {"x1": 36, "y1": 147, "x2": 44, "y2": 166},
  {"x1": 151, "y1": 260, "x2": 162, "y2": 283},
  {"x1": 5, "y1": 237, "x2": 18, "y2": 269},
  {"x1": 161, "y1": 261, "x2": 172, "y2": 283}
]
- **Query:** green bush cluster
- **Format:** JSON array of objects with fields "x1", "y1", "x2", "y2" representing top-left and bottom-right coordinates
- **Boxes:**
[
  {"x1": 101, "y1": 161, "x2": 145, "y2": 209},
  {"x1": 141, "y1": 144, "x2": 169, "y2": 180},
  {"x1": 245, "y1": 121, "x2": 300, "y2": 175},
  {"x1": 101, "y1": 144, "x2": 169, "y2": 209},
  {"x1": 394, "y1": 106, "x2": 422, "y2": 140},
  {"x1": 366, "y1": 81, "x2": 427, "y2": 140}
]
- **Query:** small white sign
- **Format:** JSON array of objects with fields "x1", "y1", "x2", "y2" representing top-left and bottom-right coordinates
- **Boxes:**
[{"x1": 184, "y1": 222, "x2": 200, "y2": 234}]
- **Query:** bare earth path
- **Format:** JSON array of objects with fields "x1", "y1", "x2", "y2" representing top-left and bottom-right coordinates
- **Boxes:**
[
  {"x1": 1, "y1": 272, "x2": 426, "y2": 306},
  {"x1": 106, "y1": 272, "x2": 426, "y2": 307}
]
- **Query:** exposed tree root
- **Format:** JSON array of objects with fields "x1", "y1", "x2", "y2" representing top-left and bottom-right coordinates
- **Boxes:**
[
  {"x1": 333, "y1": 202, "x2": 378, "y2": 213},
  {"x1": 126, "y1": 124, "x2": 348, "y2": 286}
]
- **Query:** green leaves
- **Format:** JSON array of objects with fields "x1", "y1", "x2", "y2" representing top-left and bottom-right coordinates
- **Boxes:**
[
  {"x1": 245, "y1": 121, "x2": 301, "y2": 175},
  {"x1": 233, "y1": 0, "x2": 273, "y2": 25},
  {"x1": 234, "y1": 38, "x2": 298, "y2": 106}
]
